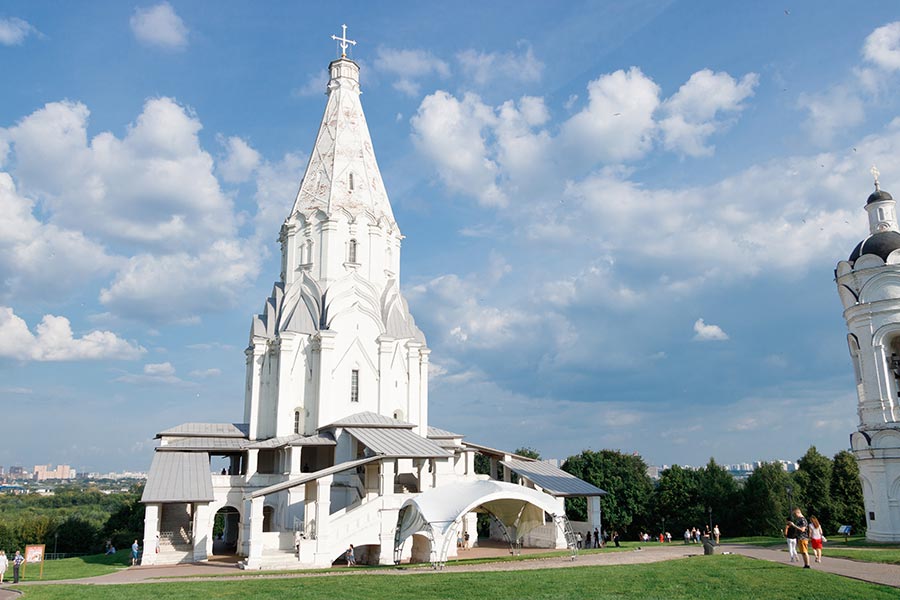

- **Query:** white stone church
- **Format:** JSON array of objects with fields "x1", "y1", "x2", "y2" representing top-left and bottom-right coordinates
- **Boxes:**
[
  {"x1": 140, "y1": 30, "x2": 605, "y2": 569},
  {"x1": 836, "y1": 169, "x2": 900, "y2": 542}
]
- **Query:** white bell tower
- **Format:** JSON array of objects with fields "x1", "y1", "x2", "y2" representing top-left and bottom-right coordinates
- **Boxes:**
[{"x1": 835, "y1": 167, "x2": 900, "y2": 542}]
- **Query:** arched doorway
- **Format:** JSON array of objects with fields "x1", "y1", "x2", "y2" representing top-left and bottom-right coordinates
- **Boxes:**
[{"x1": 212, "y1": 506, "x2": 240, "y2": 556}]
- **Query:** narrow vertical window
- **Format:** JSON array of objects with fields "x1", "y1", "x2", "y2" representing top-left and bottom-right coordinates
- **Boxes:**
[
  {"x1": 306, "y1": 239, "x2": 314, "y2": 265},
  {"x1": 349, "y1": 172, "x2": 355, "y2": 190},
  {"x1": 294, "y1": 410, "x2": 301, "y2": 434},
  {"x1": 350, "y1": 369, "x2": 359, "y2": 402},
  {"x1": 348, "y1": 239, "x2": 358, "y2": 263}
]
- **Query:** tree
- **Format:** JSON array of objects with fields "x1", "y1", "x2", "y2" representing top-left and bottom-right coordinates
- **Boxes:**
[
  {"x1": 698, "y1": 458, "x2": 740, "y2": 536},
  {"x1": 794, "y1": 446, "x2": 833, "y2": 529},
  {"x1": 514, "y1": 447, "x2": 541, "y2": 460},
  {"x1": 740, "y1": 462, "x2": 795, "y2": 535},
  {"x1": 562, "y1": 450, "x2": 653, "y2": 534},
  {"x1": 651, "y1": 465, "x2": 702, "y2": 534},
  {"x1": 830, "y1": 450, "x2": 865, "y2": 532}
]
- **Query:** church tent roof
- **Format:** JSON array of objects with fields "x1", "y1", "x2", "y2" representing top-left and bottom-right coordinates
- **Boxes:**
[
  {"x1": 345, "y1": 426, "x2": 451, "y2": 458},
  {"x1": 501, "y1": 459, "x2": 608, "y2": 498},
  {"x1": 156, "y1": 422, "x2": 249, "y2": 439},
  {"x1": 142, "y1": 452, "x2": 214, "y2": 503},
  {"x1": 248, "y1": 456, "x2": 380, "y2": 499},
  {"x1": 322, "y1": 411, "x2": 415, "y2": 429}
]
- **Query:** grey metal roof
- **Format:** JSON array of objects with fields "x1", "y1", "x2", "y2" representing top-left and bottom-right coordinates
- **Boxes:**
[
  {"x1": 463, "y1": 441, "x2": 540, "y2": 460},
  {"x1": 427, "y1": 426, "x2": 463, "y2": 439},
  {"x1": 141, "y1": 452, "x2": 215, "y2": 503},
  {"x1": 323, "y1": 411, "x2": 414, "y2": 429},
  {"x1": 158, "y1": 437, "x2": 248, "y2": 451},
  {"x1": 501, "y1": 458, "x2": 608, "y2": 498},
  {"x1": 246, "y1": 432, "x2": 336, "y2": 449},
  {"x1": 156, "y1": 422, "x2": 249, "y2": 439},
  {"x1": 249, "y1": 456, "x2": 381, "y2": 499},
  {"x1": 345, "y1": 427, "x2": 451, "y2": 458}
]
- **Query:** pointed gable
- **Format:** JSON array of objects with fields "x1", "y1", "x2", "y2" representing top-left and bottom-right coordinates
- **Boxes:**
[{"x1": 292, "y1": 58, "x2": 397, "y2": 226}]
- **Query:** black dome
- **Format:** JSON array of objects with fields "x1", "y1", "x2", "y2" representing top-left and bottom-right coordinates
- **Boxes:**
[
  {"x1": 849, "y1": 230, "x2": 900, "y2": 262},
  {"x1": 867, "y1": 189, "x2": 894, "y2": 205}
]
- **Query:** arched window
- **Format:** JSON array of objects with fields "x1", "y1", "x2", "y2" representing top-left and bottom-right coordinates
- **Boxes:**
[
  {"x1": 348, "y1": 239, "x2": 358, "y2": 264},
  {"x1": 263, "y1": 506, "x2": 275, "y2": 532},
  {"x1": 349, "y1": 172, "x2": 355, "y2": 191},
  {"x1": 294, "y1": 410, "x2": 302, "y2": 434},
  {"x1": 393, "y1": 409, "x2": 404, "y2": 421},
  {"x1": 385, "y1": 246, "x2": 393, "y2": 272},
  {"x1": 305, "y1": 239, "x2": 314, "y2": 265},
  {"x1": 847, "y1": 334, "x2": 863, "y2": 384}
]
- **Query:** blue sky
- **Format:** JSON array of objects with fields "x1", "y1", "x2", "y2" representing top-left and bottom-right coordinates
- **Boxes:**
[{"x1": 1, "y1": 1, "x2": 899, "y2": 473}]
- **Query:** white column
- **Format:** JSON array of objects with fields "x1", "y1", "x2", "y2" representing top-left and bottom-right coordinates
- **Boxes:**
[
  {"x1": 245, "y1": 496, "x2": 265, "y2": 568},
  {"x1": 247, "y1": 343, "x2": 267, "y2": 440},
  {"x1": 377, "y1": 336, "x2": 395, "y2": 416},
  {"x1": 588, "y1": 496, "x2": 602, "y2": 540},
  {"x1": 141, "y1": 504, "x2": 160, "y2": 566},
  {"x1": 381, "y1": 458, "x2": 395, "y2": 495},
  {"x1": 314, "y1": 331, "x2": 338, "y2": 429},
  {"x1": 192, "y1": 502, "x2": 212, "y2": 562},
  {"x1": 418, "y1": 349, "x2": 430, "y2": 436},
  {"x1": 406, "y1": 344, "x2": 421, "y2": 431}
]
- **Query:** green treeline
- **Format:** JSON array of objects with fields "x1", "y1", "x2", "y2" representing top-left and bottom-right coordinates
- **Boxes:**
[
  {"x1": 0, "y1": 484, "x2": 144, "y2": 554},
  {"x1": 561, "y1": 446, "x2": 865, "y2": 538}
]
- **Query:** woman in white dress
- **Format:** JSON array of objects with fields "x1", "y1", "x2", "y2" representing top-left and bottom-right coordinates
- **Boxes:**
[{"x1": 0, "y1": 550, "x2": 8, "y2": 583}]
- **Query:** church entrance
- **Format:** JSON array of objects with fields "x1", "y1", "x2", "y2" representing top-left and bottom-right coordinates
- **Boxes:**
[{"x1": 212, "y1": 506, "x2": 240, "y2": 556}]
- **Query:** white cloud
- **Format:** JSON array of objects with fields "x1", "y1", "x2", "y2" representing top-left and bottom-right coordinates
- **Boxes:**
[
  {"x1": 116, "y1": 361, "x2": 183, "y2": 384},
  {"x1": 457, "y1": 43, "x2": 543, "y2": 86},
  {"x1": 692, "y1": 318, "x2": 729, "y2": 342},
  {"x1": 0, "y1": 17, "x2": 37, "y2": 46},
  {"x1": 560, "y1": 67, "x2": 660, "y2": 165},
  {"x1": 130, "y1": 2, "x2": 188, "y2": 50},
  {"x1": 99, "y1": 240, "x2": 260, "y2": 324},
  {"x1": 660, "y1": 69, "x2": 758, "y2": 156},
  {"x1": 189, "y1": 368, "x2": 221, "y2": 378},
  {"x1": 411, "y1": 91, "x2": 506, "y2": 207},
  {"x1": 293, "y1": 70, "x2": 329, "y2": 97},
  {"x1": 0, "y1": 306, "x2": 144, "y2": 361},
  {"x1": 2, "y1": 98, "x2": 234, "y2": 251},
  {"x1": 0, "y1": 172, "x2": 118, "y2": 298},
  {"x1": 798, "y1": 85, "x2": 865, "y2": 145},
  {"x1": 218, "y1": 136, "x2": 261, "y2": 183},
  {"x1": 374, "y1": 48, "x2": 451, "y2": 98},
  {"x1": 863, "y1": 21, "x2": 900, "y2": 71}
]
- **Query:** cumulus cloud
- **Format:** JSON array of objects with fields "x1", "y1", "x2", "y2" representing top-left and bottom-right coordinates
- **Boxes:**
[
  {"x1": 116, "y1": 361, "x2": 184, "y2": 384},
  {"x1": 0, "y1": 17, "x2": 37, "y2": 46},
  {"x1": 692, "y1": 318, "x2": 729, "y2": 341},
  {"x1": 457, "y1": 43, "x2": 543, "y2": 86},
  {"x1": 560, "y1": 67, "x2": 660, "y2": 165},
  {"x1": 218, "y1": 135, "x2": 261, "y2": 183},
  {"x1": 659, "y1": 69, "x2": 758, "y2": 156},
  {"x1": 0, "y1": 306, "x2": 144, "y2": 361},
  {"x1": 293, "y1": 70, "x2": 329, "y2": 97},
  {"x1": 863, "y1": 21, "x2": 900, "y2": 71},
  {"x1": 130, "y1": 2, "x2": 188, "y2": 50},
  {"x1": 798, "y1": 85, "x2": 866, "y2": 145},
  {"x1": 189, "y1": 368, "x2": 221, "y2": 378},
  {"x1": 374, "y1": 47, "x2": 450, "y2": 97}
]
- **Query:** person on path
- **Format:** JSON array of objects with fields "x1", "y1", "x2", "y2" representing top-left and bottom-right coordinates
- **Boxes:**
[
  {"x1": 613, "y1": 531, "x2": 620, "y2": 547},
  {"x1": 808, "y1": 516, "x2": 826, "y2": 563},
  {"x1": 575, "y1": 531, "x2": 582, "y2": 549},
  {"x1": 0, "y1": 550, "x2": 8, "y2": 583},
  {"x1": 684, "y1": 528, "x2": 691, "y2": 544},
  {"x1": 713, "y1": 525, "x2": 720, "y2": 544},
  {"x1": 345, "y1": 544, "x2": 356, "y2": 566},
  {"x1": 788, "y1": 508, "x2": 811, "y2": 568},
  {"x1": 131, "y1": 540, "x2": 140, "y2": 566},
  {"x1": 12, "y1": 550, "x2": 23, "y2": 583},
  {"x1": 594, "y1": 528, "x2": 600, "y2": 548},
  {"x1": 784, "y1": 518, "x2": 798, "y2": 562}
]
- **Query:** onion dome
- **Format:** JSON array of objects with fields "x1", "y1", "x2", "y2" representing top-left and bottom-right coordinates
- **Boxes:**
[
  {"x1": 867, "y1": 189, "x2": 894, "y2": 205},
  {"x1": 849, "y1": 230, "x2": 900, "y2": 262}
]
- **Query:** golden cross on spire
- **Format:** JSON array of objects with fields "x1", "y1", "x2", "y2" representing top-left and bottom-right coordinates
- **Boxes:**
[
  {"x1": 331, "y1": 24, "x2": 356, "y2": 57},
  {"x1": 871, "y1": 164, "x2": 881, "y2": 191}
]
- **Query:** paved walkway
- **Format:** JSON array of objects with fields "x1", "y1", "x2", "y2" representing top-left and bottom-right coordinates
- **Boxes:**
[
  {"x1": 1, "y1": 543, "x2": 897, "y2": 597},
  {"x1": 720, "y1": 544, "x2": 900, "y2": 588}
]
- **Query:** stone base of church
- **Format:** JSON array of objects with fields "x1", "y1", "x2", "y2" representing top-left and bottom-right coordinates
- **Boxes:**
[{"x1": 851, "y1": 430, "x2": 900, "y2": 542}]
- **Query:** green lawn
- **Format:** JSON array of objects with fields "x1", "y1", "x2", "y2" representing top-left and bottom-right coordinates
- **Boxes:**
[
  {"x1": 723, "y1": 535, "x2": 900, "y2": 564},
  {"x1": 12, "y1": 550, "x2": 132, "y2": 582},
  {"x1": 9, "y1": 555, "x2": 899, "y2": 600}
]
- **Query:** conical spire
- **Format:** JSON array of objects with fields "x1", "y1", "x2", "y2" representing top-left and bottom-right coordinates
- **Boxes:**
[{"x1": 291, "y1": 39, "x2": 396, "y2": 225}]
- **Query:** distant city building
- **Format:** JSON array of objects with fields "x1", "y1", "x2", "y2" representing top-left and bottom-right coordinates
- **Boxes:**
[
  {"x1": 8, "y1": 466, "x2": 25, "y2": 477},
  {"x1": 32, "y1": 464, "x2": 76, "y2": 481}
]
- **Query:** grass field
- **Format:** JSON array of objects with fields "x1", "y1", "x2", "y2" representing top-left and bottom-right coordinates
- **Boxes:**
[
  {"x1": 10, "y1": 550, "x2": 132, "y2": 582},
  {"x1": 8, "y1": 555, "x2": 899, "y2": 600},
  {"x1": 722, "y1": 535, "x2": 900, "y2": 564}
]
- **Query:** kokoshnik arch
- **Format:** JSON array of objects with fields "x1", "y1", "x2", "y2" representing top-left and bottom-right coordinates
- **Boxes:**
[{"x1": 139, "y1": 26, "x2": 606, "y2": 569}]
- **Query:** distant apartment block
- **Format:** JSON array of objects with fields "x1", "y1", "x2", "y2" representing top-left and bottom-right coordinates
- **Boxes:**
[{"x1": 32, "y1": 464, "x2": 75, "y2": 481}]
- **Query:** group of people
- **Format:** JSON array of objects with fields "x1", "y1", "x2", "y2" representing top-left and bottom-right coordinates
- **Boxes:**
[
  {"x1": 785, "y1": 507, "x2": 826, "y2": 568},
  {"x1": 575, "y1": 527, "x2": 605, "y2": 549},
  {"x1": 682, "y1": 525, "x2": 720, "y2": 544},
  {"x1": 0, "y1": 550, "x2": 25, "y2": 584}
]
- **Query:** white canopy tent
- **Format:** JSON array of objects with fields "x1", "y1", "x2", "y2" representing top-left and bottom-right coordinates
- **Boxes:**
[{"x1": 394, "y1": 480, "x2": 569, "y2": 566}]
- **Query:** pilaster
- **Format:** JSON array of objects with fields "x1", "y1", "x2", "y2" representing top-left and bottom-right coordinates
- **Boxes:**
[
  {"x1": 141, "y1": 504, "x2": 160, "y2": 566},
  {"x1": 314, "y1": 331, "x2": 338, "y2": 429}
]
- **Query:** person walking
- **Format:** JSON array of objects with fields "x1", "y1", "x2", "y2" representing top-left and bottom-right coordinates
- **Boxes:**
[
  {"x1": 713, "y1": 524, "x2": 720, "y2": 544},
  {"x1": 0, "y1": 550, "x2": 8, "y2": 584},
  {"x1": 784, "y1": 518, "x2": 798, "y2": 562},
  {"x1": 12, "y1": 550, "x2": 23, "y2": 583},
  {"x1": 345, "y1": 544, "x2": 356, "y2": 566},
  {"x1": 808, "y1": 516, "x2": 826, "y2": 563},
  {"x1": 131, "y1": 540, "x2": 140, "y2": 566},
  {"x1": 788, "y1": 508, "x2": 811, "y2": 568},
  {"x1": 594, "y1": 527, "x2": 600, "y2": 548}
]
